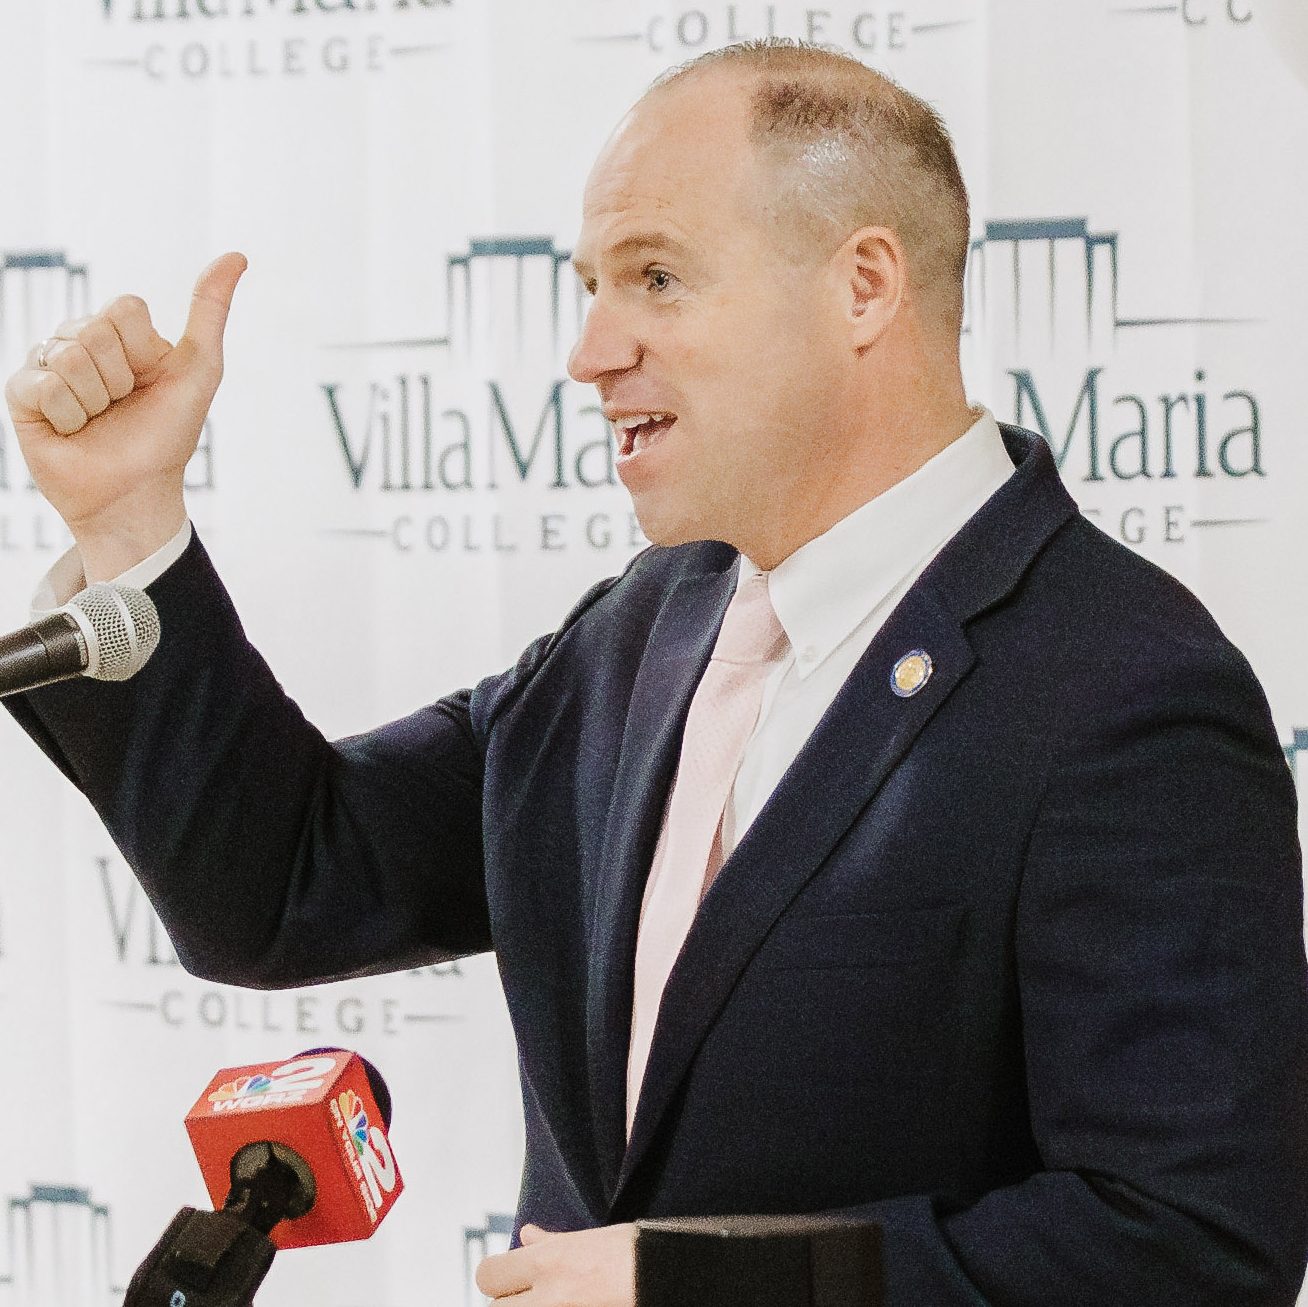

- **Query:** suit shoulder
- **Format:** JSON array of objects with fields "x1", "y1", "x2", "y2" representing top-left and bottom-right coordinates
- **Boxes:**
[
  {"x1": 467, "y1": 540, "x2": 735, "y2": 737},
  {"x1": 1033, "y1": 514, "x2": 1240, "y2": 655},
  {"x1": 1012, "y1": 514, "x2": 1273, "y2": 730},
  {"x1": 543, "y1": 538, "x2": 735, "y2": 639}
]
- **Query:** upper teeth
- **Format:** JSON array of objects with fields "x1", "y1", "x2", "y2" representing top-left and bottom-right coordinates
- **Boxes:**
[{"x1": 615, "y1": 413, "x2": 667, "y2": 431}]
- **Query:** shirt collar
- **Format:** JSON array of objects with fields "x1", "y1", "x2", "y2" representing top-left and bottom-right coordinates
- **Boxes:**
[{"x1": 739, "y1": 408, "x2": 1016, "y2": 680}]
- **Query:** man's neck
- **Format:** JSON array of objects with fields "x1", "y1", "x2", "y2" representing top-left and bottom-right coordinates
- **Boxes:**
[{"x1": 740, "y1": 397, "x2": 979, "y2": 571}]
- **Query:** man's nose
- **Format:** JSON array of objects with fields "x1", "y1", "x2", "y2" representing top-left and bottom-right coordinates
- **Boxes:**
[{"x1": 567, "y1": 294, "x2": 641, "y2": 384}]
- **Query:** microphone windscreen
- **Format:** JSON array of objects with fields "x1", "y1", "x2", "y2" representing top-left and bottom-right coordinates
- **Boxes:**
[
  {"x1": 295, "y1": 1046, "x2": 392, "y2": 1129},
  {"x1": 64, "y1": 583, "x2": 161, "y2": 682},
  {"x1": 185, "y1": 1050, "x2": 403, "y2": 1250}
]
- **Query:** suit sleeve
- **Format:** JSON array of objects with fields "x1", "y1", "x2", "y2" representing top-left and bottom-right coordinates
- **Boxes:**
[
  {"x1": 3, "y1": 532, "x2": 597, "y2": 989},
  {"x1": 830, "y1": 637, "x2": 1308, "y2": 1306}
]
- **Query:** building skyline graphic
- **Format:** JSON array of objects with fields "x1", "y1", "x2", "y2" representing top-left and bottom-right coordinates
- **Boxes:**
[
  {"x1": 463, "y1": 1211, "x2": 514, "y2": 1306},
  {"x1": 0, "y1": 1184, "x2": 121, "y2": 1305},
  {"x1": 329, "y1": 216, "x2": 1260, "y2": 365},
  {"x1": 330, "y1": 235, "x2": 580, "y2": 362},
  {"x1": 963, "y1": 217, "x2": 1253, "y2": 348},
  {"x1": 0, "y1": 253, "x2": 92, "y2": 374},
  {"x1": 447, "y1": 238, "x2": 578, "y2": 355}
]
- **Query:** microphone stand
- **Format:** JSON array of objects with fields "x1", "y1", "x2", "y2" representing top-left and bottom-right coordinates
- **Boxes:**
[{"x1": 124, "y1": 1142, "x2": 316, "y2": 1307}]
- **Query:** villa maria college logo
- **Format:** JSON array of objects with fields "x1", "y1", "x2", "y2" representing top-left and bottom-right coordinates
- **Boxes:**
[
  {"x1": 91, "y1": 0, "x2": 454, "y2": 84},
  {"x1": 574, "y1": 0, "x2": 975, "y2": 55},
  {"x1": 965, "y1": 217, "x2": 1267, "y2": 551},
  {"x1": 1109, "y1": 0, "x2": 1253, "y2": 27},
  {"x1": 319, "y1": 236, "x2": 645, "y2": 559}
]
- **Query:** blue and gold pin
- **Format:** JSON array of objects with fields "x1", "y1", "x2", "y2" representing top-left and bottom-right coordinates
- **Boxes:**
[{"x1": 890, "y1": 649, "x2": 933, "y2": 698}]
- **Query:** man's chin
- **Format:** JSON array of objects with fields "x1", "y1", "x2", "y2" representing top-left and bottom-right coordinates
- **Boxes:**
[{"x1": 629, "y1": 502, "x2": 723, "y2": 551}]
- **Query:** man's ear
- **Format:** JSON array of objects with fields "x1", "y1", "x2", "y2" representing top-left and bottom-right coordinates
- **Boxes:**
[{"x1": 841, "y1": 226, "x2": 907, "y2": 350}]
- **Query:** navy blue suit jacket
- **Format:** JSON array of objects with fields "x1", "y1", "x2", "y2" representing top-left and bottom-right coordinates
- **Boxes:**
[{"x1": 8, "y1": 426, "x2": 1308, "y2": 1304}]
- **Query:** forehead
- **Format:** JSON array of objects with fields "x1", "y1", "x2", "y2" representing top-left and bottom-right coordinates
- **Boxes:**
[{"x1": 572, "y1": 75, "x2": 759, "y2": 272}]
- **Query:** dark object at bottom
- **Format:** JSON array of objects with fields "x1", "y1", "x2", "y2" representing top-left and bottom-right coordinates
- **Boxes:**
[
  {"x1": 124, "y1": 1140, "x2": 315, "y2": 1305},
  {"x1": 123, "y1": 1207, "x2": 275, "y2": 1306},
  {"x1": 635, "y1": 1214, "x2": 882, "y2": 1306}
]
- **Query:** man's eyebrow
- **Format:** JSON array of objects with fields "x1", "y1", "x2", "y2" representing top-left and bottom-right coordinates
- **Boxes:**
[{"x1": 571, "y1": 232, "x2": 695, "y2": 281}]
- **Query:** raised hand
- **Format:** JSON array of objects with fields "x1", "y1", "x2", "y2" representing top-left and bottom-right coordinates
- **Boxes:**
[{"x1": 3, "y1": 252, "x2": 247, "y2": 581}]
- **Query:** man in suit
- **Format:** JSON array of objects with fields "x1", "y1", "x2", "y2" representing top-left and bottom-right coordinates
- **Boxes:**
[{"x1": 5, "y1": 40, "x2": 1308, "y2": 1307}]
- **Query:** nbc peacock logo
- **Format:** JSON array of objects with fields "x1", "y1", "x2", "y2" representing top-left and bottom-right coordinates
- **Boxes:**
[
  {"x1": 338, "y1": 1089, "x2": 371, "y2": 1156},
  {"x1": 209, "y1": 1073, "x2": 275, "y2": 1103},
  {"x1": 333, "y1": 1087, "x2": 400, "y2": 1219}
]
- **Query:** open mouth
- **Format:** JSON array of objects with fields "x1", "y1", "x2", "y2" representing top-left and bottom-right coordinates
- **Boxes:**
[{"x1": 613, "y1": 412, "x2": 678, "y2": 457}]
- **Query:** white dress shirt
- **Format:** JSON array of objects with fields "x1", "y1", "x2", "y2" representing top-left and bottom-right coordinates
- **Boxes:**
[
  {"x1": 622, "y1": 407, "x2": 1014, "y2": 1131},
  {"x1": 716, "y1": 408, "x2": 1015, "y2": 861},
  {"x1": 31, "y1": 520, "x2": 193, "y2": 616}
]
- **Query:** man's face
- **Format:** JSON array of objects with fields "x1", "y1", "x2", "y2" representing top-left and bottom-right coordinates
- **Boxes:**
[{"x1": 568, "y1": 74, "x2": 847, "y2": 554}]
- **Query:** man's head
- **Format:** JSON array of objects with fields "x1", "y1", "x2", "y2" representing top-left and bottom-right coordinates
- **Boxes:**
[{"x1": 567, "y1": 41, "x2": 974, "y2": 567}]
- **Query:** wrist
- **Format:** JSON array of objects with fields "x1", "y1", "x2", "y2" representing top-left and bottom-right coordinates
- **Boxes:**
[{"x1": 73, "y1": 505, "x2": 189, "y2": 584}]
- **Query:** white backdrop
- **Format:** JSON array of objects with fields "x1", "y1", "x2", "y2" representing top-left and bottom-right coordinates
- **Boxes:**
[{"x1": 1, "y1": 1, "x2": 1306, "y2": 1302}]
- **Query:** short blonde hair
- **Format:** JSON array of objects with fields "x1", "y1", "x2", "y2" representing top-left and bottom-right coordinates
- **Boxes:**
[{"x1": 651, "y1": 40, "x2": 971, "y2": 325}]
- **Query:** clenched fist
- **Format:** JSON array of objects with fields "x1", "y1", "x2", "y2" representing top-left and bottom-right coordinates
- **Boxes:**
[{"x1": 2, "y1": 252, "x2": 247, "y2": 582}]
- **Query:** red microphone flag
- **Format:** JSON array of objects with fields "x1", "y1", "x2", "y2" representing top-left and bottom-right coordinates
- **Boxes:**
[{"x1": 185, "y1": 1050, "x2": 403, "y2": 1250}]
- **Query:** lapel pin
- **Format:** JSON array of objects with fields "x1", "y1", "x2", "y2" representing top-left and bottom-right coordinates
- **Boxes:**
[{"x1": 891, "y1": 649, "x2": 933, "y2": 698}]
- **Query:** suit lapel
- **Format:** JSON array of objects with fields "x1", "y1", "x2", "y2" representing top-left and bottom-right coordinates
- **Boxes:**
[
  {"x1": 586, "y1": 562, "x2": 736, "y2": 1200},
  {"x1": 597, "y1": 427, "x2": 1079, "y2": 1210},
  {"x1": 606, "y1": 426, "x2": 1079, "y2": 1209},
  {"x1": 612, "y1": 581, "x2": 975, "y2": 1204}
]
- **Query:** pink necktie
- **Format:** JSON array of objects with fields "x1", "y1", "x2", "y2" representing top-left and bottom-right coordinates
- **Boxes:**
[{"x1": 625, "y1": 572, "x2": 788, "y2": 1137}]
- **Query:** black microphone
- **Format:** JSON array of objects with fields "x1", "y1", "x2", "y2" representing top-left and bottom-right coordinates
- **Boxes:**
[
  {"x1": 0, "y1": 582, "x2": 161, "y2": 698},
  {"x1": 122, "y1": 1144, "x2": 313, "y2": 1307}
]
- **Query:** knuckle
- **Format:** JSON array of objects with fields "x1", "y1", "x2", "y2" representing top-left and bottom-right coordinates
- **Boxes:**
[
  {"x1": 81, "y1": 318, "x2": 116, "y2": 352},
  {"x1": 105, "y1": 293, "x2": 151, "y2": 330},
  {"x1": 108, "y1": 292, "x2": 148, "y2": 316},
  {"x1": 55, "y1": 342, "x2": 90, "y2": 382},
  {"x1": 49, "y1": 401, "x2": 85, "y2": 435}
]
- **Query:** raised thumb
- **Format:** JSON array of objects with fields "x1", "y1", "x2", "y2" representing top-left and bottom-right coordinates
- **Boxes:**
[{"x1": 181, "y1": 251, "x2": 248, "y2": 362}]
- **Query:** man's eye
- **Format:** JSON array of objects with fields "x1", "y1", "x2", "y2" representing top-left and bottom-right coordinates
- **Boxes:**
[{"x1": 647, "y1": 268, "x2": 674, "y2": 292}]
